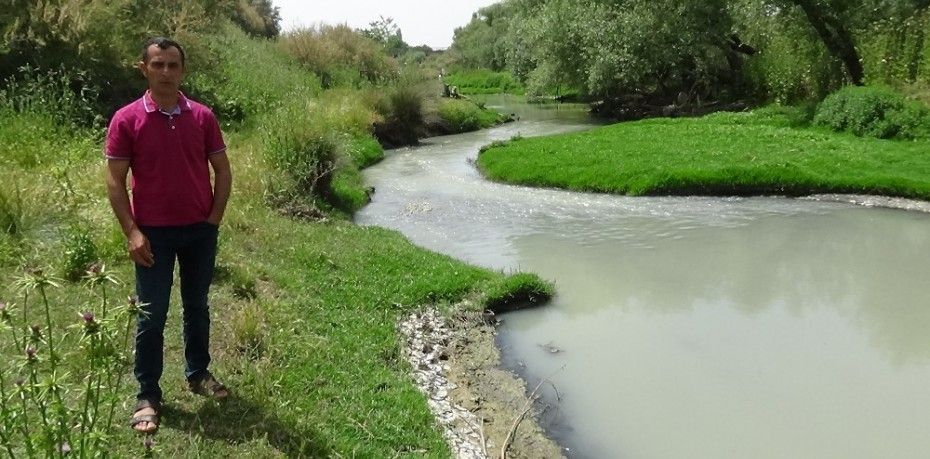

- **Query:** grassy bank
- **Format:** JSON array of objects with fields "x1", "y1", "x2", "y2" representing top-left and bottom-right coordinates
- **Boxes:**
[
  {"x1": 444, "y1": 69, "x2": 525, "y2": 95},
  {"x1": 0, "y1": 108, "x2": 550, "y2": 457},
  {"x1": 477, "y1": 107, "x2": 930, "y2": 199}
]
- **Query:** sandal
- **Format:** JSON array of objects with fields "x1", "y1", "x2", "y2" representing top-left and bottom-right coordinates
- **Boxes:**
[
  {"x1": 188, "y1": 371, "x2": 230, "y2": 400},
  {"x1": 129, "y1": 398, "x2": 160, "y2": 433}
]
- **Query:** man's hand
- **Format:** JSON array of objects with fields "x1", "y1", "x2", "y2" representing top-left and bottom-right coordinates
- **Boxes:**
[{"x1": 128, "y1": 227, "x2": 154, "y2": 267}]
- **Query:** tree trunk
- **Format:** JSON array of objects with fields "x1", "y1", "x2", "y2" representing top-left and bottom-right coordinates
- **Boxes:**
[{"x1": 791, "y1": 0, "x2": 864, "y2": 85}]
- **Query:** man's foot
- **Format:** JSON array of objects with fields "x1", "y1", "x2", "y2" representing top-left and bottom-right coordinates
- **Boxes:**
[
  {"x1": 188, "y1": 371, "x2": 230, "y2": 400},
  {"x1": 129, "y1": 398, "x2": 160, "y2": 433}
]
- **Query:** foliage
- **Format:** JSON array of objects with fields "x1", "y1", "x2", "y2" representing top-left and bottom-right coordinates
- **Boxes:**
[
  {"x1": 230, "y1": 0, "x2": 281, "y2": 38},
  {"x1": 184, "y1": 25, "x2": 322, "y2": 125},
  {"x1": 813, "y1": 85, "x2": 930, "y2": 139},
  {"x1": 62, "y1": 226, "x2": 99, "y2": 282},
  {"x1": 371, "y1": 85, "x2": 425, "y2": 148},
  {"x1": 280, "y1": 25, "x2": 399, "y2": 88},
  {"x1": 478, "y1": 106, "x2": 930, "y2": 198},
  {"x1": 360, "y1": 16, "x2": 407, "y2": 58},
  {"x1": 436, "y1": 98, "x2": 505, "y2": 132},
  {"x1": 261, "y1": 97, "x2": 341, "y2": 206},
  {"x1": 0, "y1": 65, "x2": 102, "y2": 128},
  {"x1": 450, "y1": 3, "x2": 516, "y2": 71}
]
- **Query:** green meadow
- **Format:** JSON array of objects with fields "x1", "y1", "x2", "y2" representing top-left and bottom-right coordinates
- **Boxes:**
[{"x1": 477, "y1": 107, "x2": 930, "y2": 199}]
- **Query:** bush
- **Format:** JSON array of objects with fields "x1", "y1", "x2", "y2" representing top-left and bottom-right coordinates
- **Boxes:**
[
  {"x1": 371, "y1": 85, "x2": 425, "y2": 148},
  {"x1": 437, "y1": 98, "x2": 503, "y2": 133},
  {"x1": 280, "y1": 25, "x2": 398, "y2": 88},
  {"x1": 62, "y1": 225, "x2": 99, "y2": 282},
  {"x1": 813, "y1": 85, "x2": 930, "y2": 139},
  {"x1": 261, "y1": 98, "x2": 341, "y2": 203}
]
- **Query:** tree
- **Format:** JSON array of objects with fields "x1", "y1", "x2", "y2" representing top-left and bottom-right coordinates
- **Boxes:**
[
  {"x1": 361, "y1": 16, "x2": 407, "y2": 57},
  {"x1": 781, "y1": 0, "x2": 863, "y2": 85}
]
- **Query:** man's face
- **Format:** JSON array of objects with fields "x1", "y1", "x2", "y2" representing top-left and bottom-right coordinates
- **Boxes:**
[{"x1": 139, "y1": 44, "x2": 185, "y2": 94}]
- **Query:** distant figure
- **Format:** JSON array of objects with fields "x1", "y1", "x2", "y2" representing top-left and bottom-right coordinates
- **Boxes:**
[{"x1": 105, "y1": 37, "x2": 232, "y2": 434}]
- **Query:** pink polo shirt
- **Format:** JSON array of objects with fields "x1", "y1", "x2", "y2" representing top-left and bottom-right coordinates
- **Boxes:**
[{"x1": 105, "y1": 91, "x2": 226, "y2": 226}]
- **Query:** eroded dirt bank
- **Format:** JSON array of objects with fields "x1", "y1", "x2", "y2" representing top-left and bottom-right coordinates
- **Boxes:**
[{"x1": 400, "y1": 305, "x2": 564, "y2": 459}]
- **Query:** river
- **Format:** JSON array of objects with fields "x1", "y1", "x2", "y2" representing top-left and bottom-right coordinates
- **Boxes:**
[{"x1": 355, "y1": 96, "x2": 930, "y2": 458}]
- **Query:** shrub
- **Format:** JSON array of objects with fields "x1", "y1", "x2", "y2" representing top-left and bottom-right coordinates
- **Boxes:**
[
  {"x1": 437, "y1": 98, "x2": 504, "y2": 133},
  {"x1": 813, "y1": 85, "x2": 930, "y2": 139},
  {"x1": 280, "y1": 25, "x2": 398, "y2": 88},
  {"x1": 62, "y1": 226, "x2": 99, "y2": 282},
  {"x1": 371, "y1": 85, "x2": 425, "y2": 148},
  {"x1": 262, "y1": 97, "x2": 341, "y2": 202},
  {"x1": 0, "y1": 66, "x2": 102, "y2": 129}
]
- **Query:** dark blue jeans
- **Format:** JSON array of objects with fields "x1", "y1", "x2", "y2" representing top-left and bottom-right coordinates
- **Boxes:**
[{"x1": 134, "y1": 222, "x2": 218, "y2": 402}]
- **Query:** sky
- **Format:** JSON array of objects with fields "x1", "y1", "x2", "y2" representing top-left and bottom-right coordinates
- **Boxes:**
[{"x1": 273, "y1": 0, "x2": 502, "y2": 49}]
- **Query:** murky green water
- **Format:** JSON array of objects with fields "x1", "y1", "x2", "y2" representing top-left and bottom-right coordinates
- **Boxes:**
[{"x1": 356, "y1": 96, "x2": 930, "y2": 458}]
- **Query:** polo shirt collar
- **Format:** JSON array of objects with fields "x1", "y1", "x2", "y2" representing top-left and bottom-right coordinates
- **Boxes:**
[{"x1": 142, "y1": 90, "x2": 192, "y2": 114}]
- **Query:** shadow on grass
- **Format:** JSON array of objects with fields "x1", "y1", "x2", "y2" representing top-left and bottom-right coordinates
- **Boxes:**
[{"x1": 161, "y1": 395, "x2": 330, "y2": 457}]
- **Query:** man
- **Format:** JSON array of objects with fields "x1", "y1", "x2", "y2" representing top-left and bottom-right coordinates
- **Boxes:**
[{"x1": 105, "y1": 37, "x2": 232, "y2": 434}]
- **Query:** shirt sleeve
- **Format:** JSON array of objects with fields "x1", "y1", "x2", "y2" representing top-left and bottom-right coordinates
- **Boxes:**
[
  {"x1": 204, "y1": 111, "x2": 226, "y2": 156},
  {"x1": 105, "y1": 112, "x2": 132, "y2": 159}
]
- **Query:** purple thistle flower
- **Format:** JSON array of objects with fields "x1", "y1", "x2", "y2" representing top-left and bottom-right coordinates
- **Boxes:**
[
  {"x1": 25, "y1": 345, "x2": 36, "y2": 360},
  {"x1": 81, "y1": 311, "x2": 95, "y2": 323},
  {"x1": 128, "y1": 296, "x2": 138, "y2": 307},
  {"x1": 143, "y1": 436, "x2": 155, "y2": 449},
  {"x1": 13, "y1": 376, "x2": 25, "y2": 387},
  {"x1": 30, "y1": 324, "x2": 41, "y2": 338},
  {"x1": 86, "y1": 263, "x2": 102, "y2": 275}
]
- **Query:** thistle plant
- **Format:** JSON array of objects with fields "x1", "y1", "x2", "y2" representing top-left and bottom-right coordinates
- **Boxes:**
[{"x1": 0, "y1": 264, "x2": 140, "y2": 457}]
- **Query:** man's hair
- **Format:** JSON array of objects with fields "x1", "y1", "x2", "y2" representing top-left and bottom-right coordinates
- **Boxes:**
[{"x1": 141, "y1": 37, "x2": 186, "y2": 66}]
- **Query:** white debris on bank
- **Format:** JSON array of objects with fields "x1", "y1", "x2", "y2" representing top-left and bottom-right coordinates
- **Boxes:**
[
  {"x1": 803, "y1": 194, "x2": 930, "y2": 213},
  {"x1": 399, "y1": 309, "x2": 489, "y2": 459}
]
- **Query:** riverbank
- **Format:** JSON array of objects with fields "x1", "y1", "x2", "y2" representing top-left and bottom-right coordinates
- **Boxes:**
[
  {"x1": 476, "y1": 106, "x2": 930, "y2": 200},
  {"x1": 0, "y1": 117, "x2": 554, "y2": 456}
]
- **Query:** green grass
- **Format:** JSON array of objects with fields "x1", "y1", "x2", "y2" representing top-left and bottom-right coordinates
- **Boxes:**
[
  {"x1": 0, "y1": 108, "x2": 552, "y2": 456},
  {"x1": 477, "y1": 107, "x2": 930, "y2": 199},
  {"x1": 444, "y1": 69, "x2": 525, "y2": 95}
]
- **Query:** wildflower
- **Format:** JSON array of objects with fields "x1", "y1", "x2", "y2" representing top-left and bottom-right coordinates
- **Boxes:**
[
  {"x1": 143, "y1": 436, "x2": 155, "y2": 449},
  {"x1": 60, "y1": 442, "x2": 72, "y2": 455},
  {"x1": 13, "y1": 376, "x2": 25, "y2": 387},
  {"x1": 30, "y1": 324, "x2": 42, "y2": 339},
  {"x1": 81, "y1": 311, "x2": 99, "y2": 334},
  {"x1": 86, "y1": 263, "x2": 102, "y2": 275},
  {"x1": 127, "y1": 295, "x2": 140, "y2": 314},
  {"x1": 25, "y1": 345, "x2": 36, "y2": 360}
]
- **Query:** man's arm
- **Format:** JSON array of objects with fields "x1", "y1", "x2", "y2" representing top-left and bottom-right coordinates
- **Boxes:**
[
  {"x1": 206, "y1": 151, "x2": 232, "y2": 226},
  {"x1": 105, "y1": 159, "x2": 154, "y2": 267}
]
